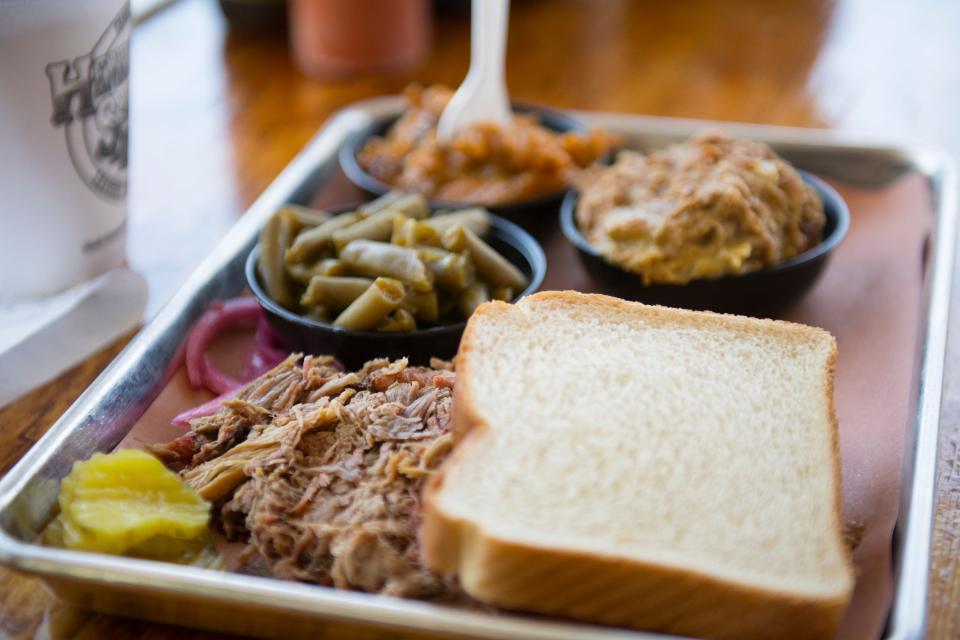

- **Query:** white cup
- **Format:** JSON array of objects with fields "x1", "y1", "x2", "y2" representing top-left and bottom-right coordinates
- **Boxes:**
[{"x1": 0, "y1": 0, "x2": 130, "y2": 298}]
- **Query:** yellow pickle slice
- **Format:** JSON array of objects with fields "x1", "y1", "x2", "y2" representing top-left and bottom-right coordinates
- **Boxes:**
[{"x1": 48, "y1": 449, "x2": 220, "y2": 567}]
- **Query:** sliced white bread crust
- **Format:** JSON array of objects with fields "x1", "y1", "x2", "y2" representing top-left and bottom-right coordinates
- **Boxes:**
[{"x1": 421, "y1": 291, "x2": 854, "y2": 640}]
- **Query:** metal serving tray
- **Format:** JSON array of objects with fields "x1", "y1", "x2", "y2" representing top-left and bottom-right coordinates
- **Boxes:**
[{"x1": 0, "y1": 97, "x2": 955, "y2": 640}]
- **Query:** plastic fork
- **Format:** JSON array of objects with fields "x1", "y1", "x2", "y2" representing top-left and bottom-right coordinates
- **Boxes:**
[{"x1": 436, "y1": 0, "x2": 512, "y2": 141}]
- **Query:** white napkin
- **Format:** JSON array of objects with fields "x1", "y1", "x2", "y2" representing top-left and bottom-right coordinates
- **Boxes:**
[{"x1": 0, "y1": 268, "x2": 147, "y2": 408}]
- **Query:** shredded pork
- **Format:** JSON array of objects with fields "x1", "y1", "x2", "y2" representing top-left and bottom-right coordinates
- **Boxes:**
[{"x1": 151, "y1": 355, "x2": 456, "y2": 599}]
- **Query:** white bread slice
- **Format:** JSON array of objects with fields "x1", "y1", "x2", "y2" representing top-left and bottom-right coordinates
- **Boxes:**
[{"x1": 422, "y1": 291, "x2": 854, "y2": 640}]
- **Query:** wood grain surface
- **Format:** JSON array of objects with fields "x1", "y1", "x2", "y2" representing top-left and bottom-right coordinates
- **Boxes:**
[{"x1": 2, "y1": 0, "x2": 959, "y2": 638}]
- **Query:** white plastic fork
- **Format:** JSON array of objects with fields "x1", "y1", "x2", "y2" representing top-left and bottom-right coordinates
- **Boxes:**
[{"x1": 436, "y1": 0, "x2": 512, "y2": 141}]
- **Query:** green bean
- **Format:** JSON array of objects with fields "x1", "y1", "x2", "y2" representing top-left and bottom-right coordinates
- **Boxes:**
[
  {"x1": 415, "y1": 223, "x2": 443, "y2": 247},
  {"x1": 331, "y1": 209, "x2": 400, "y2": 252},
  {"x1": 285, "y1": 258, "x2": 349, "y2": 284},
  {"x1": 391, "y1": 214, "x2": 413, "y2": 246},
  {"x1": 258, "y1": 210, "x2": 298, "y2": 308},
  {"x1": 457, "y1": 282, "x2": 490, "y2": 318},
  {"x1": 391, "y1": 216, "x2": 442, "y2": 248},
  {"x1": 415, "y1": 246, "x2": 446, "y2": 262},
  {"x1": 333, "y1": 277, "x2": 405, "y2": 330},
  {"x1": 377, "y1": 308, "x2": 417, "y2": 332},
  {"x1": 422, "y1": 208, "x2": 491, "y2": 236},
  {"x1": 419, "y1": 248, "x2": 476, "y2": 290},
  {"x1": 402, "y1": 289, "x2": 439, "y2": 323},
  {"x1": 491, "y1": 285, "x2": 515, "y2": 301},
  {"x1": 357, "y1": 192, "x2": 403, "y2": 216},
  {"x1": 360, "y1": 192, "x2": 429, "y2": 219},
  {"x1": 358, "y1": 192, "x2": 420, "y2": 218},
  {"x1": 339, "y1": 240, "x2": 434, "y2": 292},
  {"x1": 287, "y1": 212, "x2": 361, "y2": 263},
  {"x1": 278, "y1": 204, "x2": 332, "y2": 229},
  {"x1": 443, "y1": 224, "x2": 528, "y2": 290},
  {"x1": 300, "y1": 276, "x2": 374, "y2": 309}
]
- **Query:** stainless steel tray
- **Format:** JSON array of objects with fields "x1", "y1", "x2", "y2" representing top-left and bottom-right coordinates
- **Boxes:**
[{"x1": 0, "y1": 97, "x2": 955, "y2": 640}]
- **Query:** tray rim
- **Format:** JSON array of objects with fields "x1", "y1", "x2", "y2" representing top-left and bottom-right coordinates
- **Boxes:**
[{"x1": 0, "y1": 96, "x2": 955, "y2": 640}]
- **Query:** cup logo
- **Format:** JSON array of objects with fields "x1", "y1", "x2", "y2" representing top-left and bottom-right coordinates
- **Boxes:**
[{"x1": 45, "y1": 5, "x2": 130, "y2": 202}]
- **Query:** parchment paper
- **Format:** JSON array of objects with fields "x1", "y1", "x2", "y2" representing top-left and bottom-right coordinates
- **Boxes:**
[{"x1": 122, "y1": 172, "x2": 932, "y2": 640}]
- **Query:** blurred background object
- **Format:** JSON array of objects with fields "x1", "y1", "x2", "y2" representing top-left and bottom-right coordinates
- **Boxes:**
[
  {"x1": 0, "y1": 0, "x2": 130, "y2": 298},
  {"x1": 287, "y1": 0, "x2": 430, "y2": 78},
  {"x1": 131, "y1": 0, "x2": 182, "y2": 22},
  {"x1": 217, "y1": 0, "x2": 286, "y2": 32},
  {"x1": 0, "y1": 0, "x2": 147, "y2": 407}
]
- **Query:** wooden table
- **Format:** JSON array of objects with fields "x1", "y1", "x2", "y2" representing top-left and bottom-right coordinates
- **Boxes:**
[{"x1": 2, "y1": 0, "x2": 959, "y2": 637}]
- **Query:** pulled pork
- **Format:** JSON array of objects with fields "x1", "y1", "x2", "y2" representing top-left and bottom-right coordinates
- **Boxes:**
[{"x1": 150, "y1": 355, "x2": 456, "y2": 599}]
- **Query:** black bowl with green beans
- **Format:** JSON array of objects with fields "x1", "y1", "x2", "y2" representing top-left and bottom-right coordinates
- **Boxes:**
[{"x1": 247, "y1": 193, "x2": 546, "y2": 369}]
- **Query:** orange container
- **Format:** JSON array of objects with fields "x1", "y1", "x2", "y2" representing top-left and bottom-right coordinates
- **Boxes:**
[{"x1": 288, "y1": 0, "x2": 431, "y2": 78}]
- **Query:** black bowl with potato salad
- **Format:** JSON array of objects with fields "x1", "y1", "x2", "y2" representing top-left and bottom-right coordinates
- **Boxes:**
[
  {"x1": 559, "y1": 132, "x2": 850, "y2": 316},
  {"x1": 247, "y1": 193, "x2": 545, "y2": 369}
]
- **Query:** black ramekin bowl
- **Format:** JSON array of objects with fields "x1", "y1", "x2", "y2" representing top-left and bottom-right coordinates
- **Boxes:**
[
  {"x1": 559, "y1": 172, "x2": 850, "y2": 317},
  {"x1": 247, "y1": 213, "x2": 546, "y2": 370},
  {"x1": 338, "y1": 103, "x2": 590, "y2": 229}
]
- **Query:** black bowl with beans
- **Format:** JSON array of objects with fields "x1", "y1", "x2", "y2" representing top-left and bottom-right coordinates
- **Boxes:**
[{"x1": 247, "y1": 210, "x2": 546, "y2": 369}]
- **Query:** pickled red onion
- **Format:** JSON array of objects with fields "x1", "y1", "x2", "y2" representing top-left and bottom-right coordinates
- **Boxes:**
[
  {"x1": 184, "y1": 298, "x2": 262, "y2": 390},
  {"x1": 171, "y1": 387, "x2": 241, "y2": 427},
  {"x1": 255, "y1": 317, "x2": 288, "y2": 365},
  {"x1": 178, "y1": 297, "x2": 291, "y2": 426},
  {"x1": 199, "y1": 354, "x2": 242, "y2": 395}
]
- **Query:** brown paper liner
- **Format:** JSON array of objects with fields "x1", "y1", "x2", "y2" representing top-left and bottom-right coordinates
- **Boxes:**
[{"x1": 121, "y1": 172, "x2": 931, "y2": 639}]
